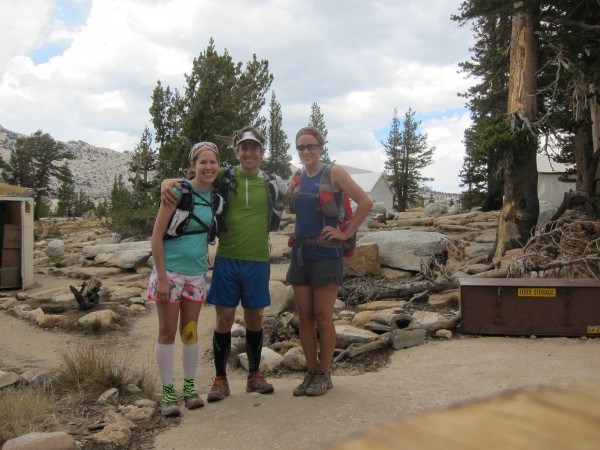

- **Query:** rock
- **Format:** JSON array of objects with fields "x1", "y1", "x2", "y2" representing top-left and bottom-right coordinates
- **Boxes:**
[
  {"x1": 238, "y1": 347, "x2": 283, "y2": 372},
  {"x1": 264, "y1": 281, "x2": 294, "y2": 316},
  {"x1": 231, "y1": 323, "x2": 246, "y2": 338},
  {"x1": 14, "y1": 306, "x2": 44, "y2": 323},
  {"x1": 428, "y1": 290, "x2": 459, "y2": 308},
  {"x1": 100, "y1": 286, "x2": 144, "y2": 303},
  {"x1": 120, "y1": 404, "x2": 154, "y2": 421},
  {"x1": 391, "y1": 328, "x2": 427, "y2": 350},
  {"x1": 370, "y1": 202, "x2": 388, "y2": 215},
  {"x1": 19, "y1": 371, "x2": 35, "y2": 384},
  {"x1": 424, "y1": 203, "x2": 448, "y2": 215},
  {"x1": 106, "y1": 250, "x2": 152, "y2": 269},
  {"x1": 358, "y1": 230, "x2": 449, "y2": 271},
  {"x1": 435, "y1": 329, "x2": 453, "y2": 339},
  {"x1": 0, "y1": 298, "x2": 19, "y2": 310},
  {"x1": 125, "y1": 384, "x2": 141, "y2": 394},
  {"x1": 343, "y1": 243, "x2": 381, "y2": 277},
  {"x1": 91, "y1": 422, "x2": 132, "y2": 446},
  {"x1": 78, "y1": 309, "x2": 118, "y2": 327},
  {"x1": 0, "y1": 370, "x2": 20, "y2": 389},
  {"x1": 388, "y1": 217, "x2": 434, "y2": 228},
  {"x1": 337, "y1": 309, "x2": 357, "y2": 322},
  {"x1": 55, "y1": 255, "x2": 82, "y2": 267},
  {"x1": 97, "y1": 387, "x2": 120, "y2": 405},
  {"x1": 44, "y1": 239, "x2": 65, "y2": 257},
  {"x1": 30, "y1": 371, "x2": 52, "y2": 388},
  {"x1": 335, "y1": 325, "x2": 379, "y2": 349},
  {"x1": 357, "y1": 300, "x2": 407, "y2": 311},
  {"x1": 411, "y1": 311, "x2": 447, "y2": 326},
  {"x1": 333, "y1": 299, "x2": 346, "y2": 310},
  {"x1": 38, "y1": 314, "x2": 68, "y2": 328},
  {"x1": 351, "y1": 310, "x2": 378, "y2": 328},
  {"x1": 82, "y1": 241, "x2": 151, "y2": 259},
  {"x1": 2, "y1": 431, "x2": 78, "y2": 450},
  {"x1": 282, "y1": 347, "x2": 307, "y2": 371},
  {"x1": 134, "y1": 399, "x2": 157, "y2": 408}
]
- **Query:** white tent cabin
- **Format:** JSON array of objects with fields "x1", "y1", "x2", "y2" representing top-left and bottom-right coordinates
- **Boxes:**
[
  {"x1": 337, "y1": 165, "x2": 393, "y2": 211},
  {"x1": 537, "y1": 154, "x2": 576, "y2": 208}
]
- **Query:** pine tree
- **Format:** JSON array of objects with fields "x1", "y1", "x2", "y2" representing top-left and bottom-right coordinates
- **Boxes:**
[
  {"x1": 1, "y1": 130, "x2": 74, "y2": 220},
  {"x1": 56, "y1": 161, "x2": 75, "y2": 216},
  {"x1": 383, "y1": 108, "x2": 403, "y2": 211},
  {"x1": 453, "y1": 3, "x2": 512, "y2": 210},
  {"x1": 308, "y1": 102, "x2": 333, "y2": 163},
  {"x1": 150, "y1": 38, "x2": 273, "y2": 172},
  {"x1": 383, "y1": 108, "x2": 434, "y2": 211},
  {"x1": 73, "y1": 191, "x2": 95, "y2": 217},
  {"x1": 263, "y1": 91, "x2": 292, "y2": 179},
  {"x1": 129, "y1": 126, "x2": 158, "y2": 209}
]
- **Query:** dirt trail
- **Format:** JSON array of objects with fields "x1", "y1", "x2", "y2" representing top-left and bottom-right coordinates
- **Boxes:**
[{"x1": 2, "y1": 282, "x2": 599, "y2": 449}]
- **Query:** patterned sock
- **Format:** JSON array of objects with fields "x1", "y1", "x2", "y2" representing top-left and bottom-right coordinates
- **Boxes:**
[
  {"x1": 245, "y1": 328, "x2": 263, "y2": 374},
  {"x1": 162, "y1": 383, "x2": 177, "y2": 404},
  {"x1": 183, "y1": 378, "x2": 197, "y2": 398}
]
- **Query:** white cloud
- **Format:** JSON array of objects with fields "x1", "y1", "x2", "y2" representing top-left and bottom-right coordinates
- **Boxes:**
[{"x1": 0, "y1": 0, "x2": 475, "y2": 192}]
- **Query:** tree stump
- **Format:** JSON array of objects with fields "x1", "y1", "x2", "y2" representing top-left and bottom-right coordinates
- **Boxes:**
[{"x1": 70, "y1": 278, "x2": 102, "y2": 311}]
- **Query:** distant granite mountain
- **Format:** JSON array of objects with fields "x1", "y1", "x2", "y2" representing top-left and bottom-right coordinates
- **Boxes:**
[{"x1": 0, "y1": 124, "x2": 133, "y2": 200}]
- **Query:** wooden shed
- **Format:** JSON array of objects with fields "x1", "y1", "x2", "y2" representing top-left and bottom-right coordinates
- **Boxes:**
[{"x1": 0, "y1": 183, "x2": 34, "y2": 289}]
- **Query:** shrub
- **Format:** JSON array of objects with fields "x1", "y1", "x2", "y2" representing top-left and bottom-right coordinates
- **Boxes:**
[{"x1": 0, "y1": 386, "x2": 60, "y2": 444}]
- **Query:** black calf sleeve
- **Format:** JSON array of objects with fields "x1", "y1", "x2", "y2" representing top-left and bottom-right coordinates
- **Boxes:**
[
  {"x1": 213, "y1": 330, "x2": 231, "y2": 377},
  {"x1": 245, "y1": 328, "x2": 263, "y2": 374}
]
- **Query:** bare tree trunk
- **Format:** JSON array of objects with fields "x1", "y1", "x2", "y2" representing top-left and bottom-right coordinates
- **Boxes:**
[
  {"x1": 493, "y1": 2, "x2": 539, "y2": 263},
  {"x1": 589, "y1": 90, "x2": 600, "y2": 201},
  {"x1": 573, "y1": 126, "x2": 591, "y2": 192}
]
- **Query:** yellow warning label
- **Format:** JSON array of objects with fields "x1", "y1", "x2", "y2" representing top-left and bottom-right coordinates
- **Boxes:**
[
  {"x1": 588, "y1": 326, "x2": 600, "y2": 334},
  {"x1": 517, "y1": 288, "x2": 557, "y2": 297}
]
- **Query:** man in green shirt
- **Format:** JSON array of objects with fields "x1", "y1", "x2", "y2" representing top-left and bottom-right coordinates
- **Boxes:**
[{"x1": 162, "y1": 126, "x2": 287, "y2": 402}]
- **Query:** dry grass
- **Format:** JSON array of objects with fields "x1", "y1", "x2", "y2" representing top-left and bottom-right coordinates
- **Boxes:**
[
  {"x1": 0, "y1": 386, "x2": 61, "y2": 443},
  {"x1": 1, "y1": 343, "x2": 157, "y2": 444},
  {"x1": 55, "y1": 345, "x2": 135, "y2": 398}
]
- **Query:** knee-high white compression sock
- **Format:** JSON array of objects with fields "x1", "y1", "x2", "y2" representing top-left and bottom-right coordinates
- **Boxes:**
[{"x1": 156, "y1": 342, "x2": 175, "y2": 385}]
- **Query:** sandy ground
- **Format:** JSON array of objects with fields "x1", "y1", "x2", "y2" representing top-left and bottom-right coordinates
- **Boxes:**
[{"x1": 2, "y1": 274, "x2": 600, "y2": 449}]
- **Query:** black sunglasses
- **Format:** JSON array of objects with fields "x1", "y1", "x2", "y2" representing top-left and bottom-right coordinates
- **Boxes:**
[{"x1": 296, "y1": 144, "x2": 321, "y2": 152}]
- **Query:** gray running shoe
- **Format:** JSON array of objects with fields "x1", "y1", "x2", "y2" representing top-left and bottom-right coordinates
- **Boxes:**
[
  {"x1": 159, "y1": 401, "x2": 181, "y2": 417},
  {"x1": 246, "y1": 372, "x2": 274, "y2": 394},
  {"x1": 207, "y1": 376, "x2": 230, "y2": 402},
  {"x1": 184, "y1": 393, "x2": 205, "y2": 410},
  {"x1": 293, "y1": 372, "x2": 314, "y2": 397},
  {"x1": 305, "y1": 371, "x2": 333, "y2": 396}
]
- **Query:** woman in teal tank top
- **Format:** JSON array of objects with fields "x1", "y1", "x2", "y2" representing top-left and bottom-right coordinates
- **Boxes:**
[{"x1": 148, "y1": 142, "x2": 219, "y2": 417}]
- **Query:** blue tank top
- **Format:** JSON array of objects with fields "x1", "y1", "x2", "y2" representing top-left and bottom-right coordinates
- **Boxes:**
[{"x1": 292, "y1": 166, "x2": 343, "y2": 260}]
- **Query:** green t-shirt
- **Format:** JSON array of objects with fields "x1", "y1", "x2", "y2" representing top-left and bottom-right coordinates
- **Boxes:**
[{"x1": 216, "y1": 166, "x2": 270, "y2": 262}]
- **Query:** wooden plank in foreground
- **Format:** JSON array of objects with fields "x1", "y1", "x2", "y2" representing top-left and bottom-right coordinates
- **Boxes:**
[{"x1": 328, "y1": 384, "x2": 600, "y2": 450}]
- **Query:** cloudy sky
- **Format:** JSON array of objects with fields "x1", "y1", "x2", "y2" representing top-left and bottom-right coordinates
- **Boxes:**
[{"x1": 0, "y1": 0, "x2": 475, "y2": 193}]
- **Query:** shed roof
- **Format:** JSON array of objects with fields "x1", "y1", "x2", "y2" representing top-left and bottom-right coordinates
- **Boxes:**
[{"x1": 0, "y1": 183, "x2": 33, "y2": 197}]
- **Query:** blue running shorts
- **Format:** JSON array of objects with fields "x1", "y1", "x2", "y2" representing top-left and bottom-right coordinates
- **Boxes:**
[{"x1": 207, "y1": 257, "x2": 271, "y2": 309}]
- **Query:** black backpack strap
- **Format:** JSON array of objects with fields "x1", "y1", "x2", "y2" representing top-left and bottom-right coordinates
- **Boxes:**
[{"x1": 181, "y1": 191, "x2": 213, "y2": 235}]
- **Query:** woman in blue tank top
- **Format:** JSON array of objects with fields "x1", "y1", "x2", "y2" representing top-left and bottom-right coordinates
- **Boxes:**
[{"x1": 286, "y1": 127, "x2": 373, "y2": 397}]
